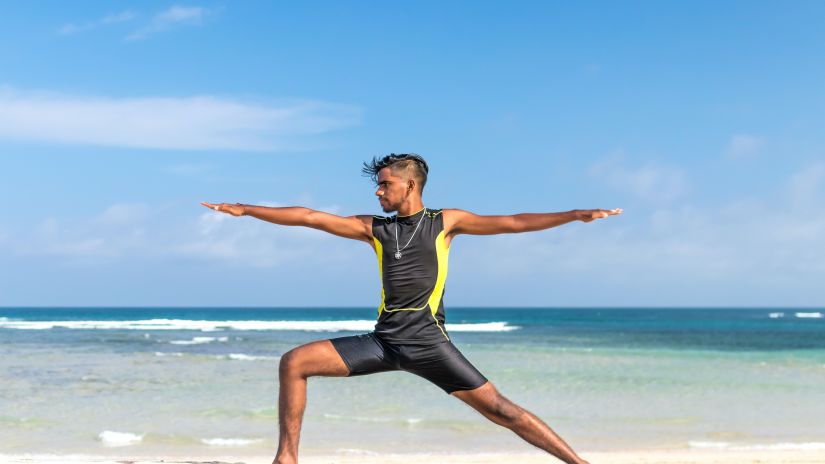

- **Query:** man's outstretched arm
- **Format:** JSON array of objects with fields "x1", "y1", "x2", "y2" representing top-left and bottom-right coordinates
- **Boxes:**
[
  {"x1": 200, "y1": 202, "x2": 373, "y2": 245},
  {"x1": 444, "y1": 208, "x2": 622, "y2": 237}
]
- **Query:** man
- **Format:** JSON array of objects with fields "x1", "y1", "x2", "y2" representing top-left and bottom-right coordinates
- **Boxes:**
[{"x1": 201, "y1": 153, "x2": 621, "y2": 464}]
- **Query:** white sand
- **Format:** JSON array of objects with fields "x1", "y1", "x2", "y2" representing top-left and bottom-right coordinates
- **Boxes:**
[{"x1": 3, "y1": 450, "x2": 825, "y2": 464}]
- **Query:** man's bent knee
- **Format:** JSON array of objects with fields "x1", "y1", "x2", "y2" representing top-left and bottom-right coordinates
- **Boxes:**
[{"x1": 279, "y1": 349, "x2": 303, "y2": 379}]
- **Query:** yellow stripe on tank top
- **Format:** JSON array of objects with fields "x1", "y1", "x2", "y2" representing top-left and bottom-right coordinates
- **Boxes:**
[
  {"x1": 373, "y1": 236, "x2": 385, "y2": 319},
  {"x1": 427, "y1": 230, "x2": 451, "y2": 341}
]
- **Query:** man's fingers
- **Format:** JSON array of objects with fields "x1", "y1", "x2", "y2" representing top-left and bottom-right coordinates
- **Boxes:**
[
  {"x1": 598, "y1": 208, "x2": 623, "y2": 217},
  {"x1": 586, "y1": 208, "x2": 622, "y2": 221},
  {"x1": 201, "y1": 202, "x2": 223, "y2": 212}
]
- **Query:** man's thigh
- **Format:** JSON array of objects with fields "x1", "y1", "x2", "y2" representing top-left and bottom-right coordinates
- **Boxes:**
[
  {"x1": 281, "y1": 339, "x2": 350, "y2": 377},
  {"x1": 328, "y1": 332, "x2": 399, "y2": 376},
  {"x1": 400, "y1": 342, "x2": 489, "y2": 394}
]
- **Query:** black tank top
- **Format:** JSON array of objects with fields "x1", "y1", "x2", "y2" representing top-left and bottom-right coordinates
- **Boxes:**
[{"x1": 371, "y1": 207, "x2": 451, "y2": 344}]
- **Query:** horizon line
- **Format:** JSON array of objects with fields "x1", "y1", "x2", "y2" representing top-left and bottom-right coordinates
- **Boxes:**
[{"x1": 1, "y1": 305, "x2": 820, "y2": 310}]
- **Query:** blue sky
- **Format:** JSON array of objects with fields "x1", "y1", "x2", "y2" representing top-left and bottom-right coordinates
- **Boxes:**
[{"x1": 1, "y1": 1, "x2": 823, "y2": 307}]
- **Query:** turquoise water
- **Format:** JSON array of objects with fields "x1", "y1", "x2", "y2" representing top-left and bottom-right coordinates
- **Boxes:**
[{"x1": 1, "y1": 307, "x2": 824, "y2": 456}]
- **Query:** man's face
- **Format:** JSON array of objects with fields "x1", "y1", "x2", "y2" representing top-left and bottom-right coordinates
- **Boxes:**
[{"x1": 374, "y1": 167, "x2": 409, "y2": 213}]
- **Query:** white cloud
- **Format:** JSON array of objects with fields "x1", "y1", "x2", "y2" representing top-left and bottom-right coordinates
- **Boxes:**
[
  {"x1": 589, "y1": 154, "x2": 689, "y2": 204},
  {"x1": 0, "y1": 87, "x2": 361, "y2": 151},
  {"x1": 174, "y1": 207, "x2": 342, "y2": 267},
  {"x1": 726, "y1": 134, "x2": 764, "y2": 159},
  {"x1": 58, "y1": 5, "x2": 209, "y2": 40},
  {"x1": 102, "y1": 11, "x2": 139, "y2": 25},
  {"x1": 786, "y1": 161, "x2": 824, "y2": 208},
  {"x1": 11, "y1": 201, "x2": 355, "y2": 268},
  {"x1": 158, "y1": 5, "x2": 205, "y2": 22},
  {"x1": 174, "y1": 200, "x2": 347, "y2": 267},
  {"x1": 127, "y1": 5, "x2": 209, "y2": 40},
  {"x1": 19, "y1": 204, "x2": 151, "y2": 260},
  {"x1": 451, "y1": 161, "x2": 825, "y2": 306},
  {"x1": 92, "y1": 203, "x2": 152, "y2": 227},
  {"x1": 58, "y1": 10, "x2": 137, "y2": 35}
]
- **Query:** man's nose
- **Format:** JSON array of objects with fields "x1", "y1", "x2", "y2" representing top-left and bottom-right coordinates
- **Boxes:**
[{"x1": 375, "y1": 189, "x2": 384, "y2": 196}]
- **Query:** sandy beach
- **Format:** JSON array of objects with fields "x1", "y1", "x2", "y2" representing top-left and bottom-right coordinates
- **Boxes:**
[{"x1": 3, "y1": 450, "x2": 825, "y2": 464}]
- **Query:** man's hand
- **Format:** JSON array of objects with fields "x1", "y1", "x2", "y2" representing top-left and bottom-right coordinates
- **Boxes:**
[
  {"x1": 576, "y1": 208, "x2": 622, "y2": 223},
  {"x1": 201, "y1": 201, "x2": 245, "y2": 217}
]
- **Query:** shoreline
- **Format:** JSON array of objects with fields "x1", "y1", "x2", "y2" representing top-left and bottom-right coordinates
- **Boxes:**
[{"x1": 3, "y1": 450, "x2": 825, "y2": 464}]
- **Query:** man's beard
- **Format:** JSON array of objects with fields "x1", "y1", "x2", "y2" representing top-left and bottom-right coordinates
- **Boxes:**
[{"x1": 380, "y1": 200, "x2": 396, "y2": 213}]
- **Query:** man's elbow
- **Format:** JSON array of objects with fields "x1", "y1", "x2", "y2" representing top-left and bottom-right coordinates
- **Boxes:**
[
  {"x1": 508, "y1": 215, "x2": 526, "y2": 233},
  {"x1": 297, "y1": 207, "x2": 319, "y2": 227}
]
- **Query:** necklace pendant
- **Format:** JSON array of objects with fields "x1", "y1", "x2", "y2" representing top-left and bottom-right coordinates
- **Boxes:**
[{"x1": 394, "y1": 251, "x2": 402, "y2": 260}]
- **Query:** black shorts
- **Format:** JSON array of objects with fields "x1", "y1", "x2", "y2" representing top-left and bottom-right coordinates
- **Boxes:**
[{"x1": 329, "y1": 332, "x2": 488, "y2": 394}]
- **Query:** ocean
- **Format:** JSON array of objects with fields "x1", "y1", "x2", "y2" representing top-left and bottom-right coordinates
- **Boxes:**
[{"x1": 1, "y1": 307, "x2": 824, "y2": 457}]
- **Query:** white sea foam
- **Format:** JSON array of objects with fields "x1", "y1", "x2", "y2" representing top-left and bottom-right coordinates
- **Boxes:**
[
  {"x1": 169, "y1": 336, "x2": 229, "y2": 345},
  {"x1": 200, "y1": 437, "x2": 263, "y2": 446},
  {"x1": 0, "y1": 455, "x2": 120, "y2": 462},
  {"x1": 153, "y1": 351, "x2": 185, "y2": 357},
  {"x1": 449, "y1": 321, "x2": 519, "y2": 332},
  {"x1": 768, "y1": 312, "x2": 784, "y2": 318},
  {"x1": 335, "y1": 448, "x2": 381, "y2": 456},
  {"x1": 224, "y1": 353, "x2": 278, "y2": 361},
  {"x1": 795, "y1": 312, "x2": 823, "y2": 318},
  {"x1": 0, "y1": 318, "x2": 520, "y2": 332},
  {"x1": 153, "y1": 351, "x2": 277, "y2": 361},
  {"x1": 689, "y1": 441, "x2": 825, "y2": 451},
  {"x1": 323, "y1": 413, "x2": 422, "y2": 425},
  {"x1": 689, "y1": 441, "x2": 729, "y2": 449},
  {"x1": 98, "y1": 430, "x2": 143, "y2": 446},
  {"x1": 323, "y1": 413, "x2": 391, "y2": 422}
]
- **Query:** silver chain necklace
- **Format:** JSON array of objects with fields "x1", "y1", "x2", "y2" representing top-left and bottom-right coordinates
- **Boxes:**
[{"x1": 393, "y1": 207, "x2": 427, "y2": 260}]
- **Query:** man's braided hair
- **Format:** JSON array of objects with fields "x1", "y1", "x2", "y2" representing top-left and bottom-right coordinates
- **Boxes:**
[{"x1": 361, "y1": 153, "x2": 429, "y2": 193}]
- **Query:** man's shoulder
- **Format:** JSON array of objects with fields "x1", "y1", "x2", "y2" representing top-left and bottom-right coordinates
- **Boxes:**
[{"x1": 438, "y1": 208, "x2": 466, "y2": 218}]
